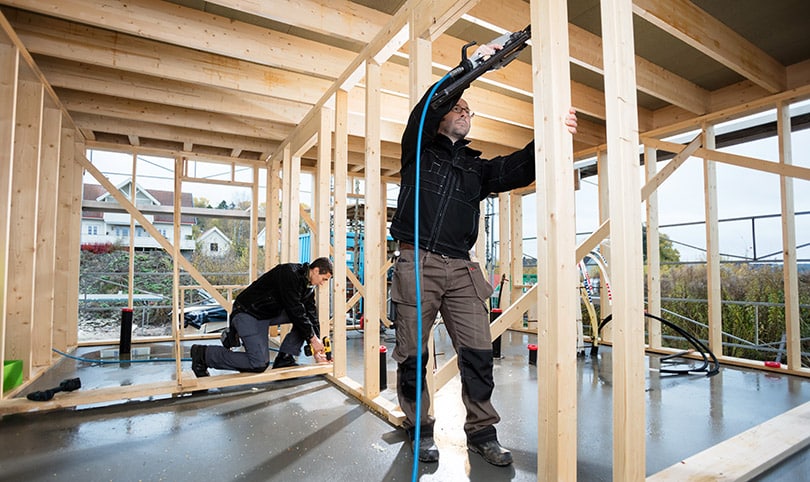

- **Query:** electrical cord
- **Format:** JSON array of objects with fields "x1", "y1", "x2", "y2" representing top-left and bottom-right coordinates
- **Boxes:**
[{"x1": 598, "y1": 313, "x2": 720, "y2": 376}]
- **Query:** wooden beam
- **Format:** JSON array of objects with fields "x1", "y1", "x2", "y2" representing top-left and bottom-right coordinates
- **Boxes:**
[
  {"x1": 205, "y1": 0, "x2": 389, "y2": 44},
  {"x1": 643, "y1": 138, "x2": 810, "y2": 182},
  {"x1": 648, "y1": 401, "x2": 810, "y2": 481},
  {"x1": 57, "y1": 89, "x2": 292, "y2": 141},
  {"x1": 633, "y1": 0, "x2": 786, "y2": 93},
  {"x1": 0, "y1": 364, "x2": 332, "y2": 416},
  {"x1": 640, "y1": 134, "x2": 702, "y2": 201},
  {"x1": 4, "y1": 0, "x2": 358, "y2": 79},
  {"x1": 467, "y1": 0, "x2": 709, "y2": 115},
  {"x1": 73, "y1": 115, "x2": 277, "y2": 156},
  {"x1": 39, "y1": 56, "x2": 314, "y2": 125}
]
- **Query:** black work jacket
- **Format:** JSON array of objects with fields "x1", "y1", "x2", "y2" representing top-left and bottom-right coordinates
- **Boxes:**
[
  {"x1": 389, "y1": 82, "x2": 536, "y2": 259},
  {"x1": 232, "y1": 262, "x2": 319, "y2": 339}
]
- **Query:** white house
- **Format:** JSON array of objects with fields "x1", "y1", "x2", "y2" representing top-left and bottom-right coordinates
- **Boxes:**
[
  {"x1": 81, "y1": 181, "x2": 197, "y2": 251},
  {"x1": 197, "y1": 226, "x2": 232, "y2": 257}
]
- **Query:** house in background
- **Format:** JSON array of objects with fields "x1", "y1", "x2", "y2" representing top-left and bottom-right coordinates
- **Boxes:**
[
  {"x1": 81, "y1": 181, "x2": 197, "y2": 252},
  {"x1": 197, "y1": 226, "x2": 232, "y2": 257}
]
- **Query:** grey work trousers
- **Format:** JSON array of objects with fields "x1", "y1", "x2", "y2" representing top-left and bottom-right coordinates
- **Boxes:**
[
  {"x1": 205, "y1": 311, "x2": 306, "y2": 372},
  {"x1": 391, "y1": 248, "x2": 499, "y2": 438}
]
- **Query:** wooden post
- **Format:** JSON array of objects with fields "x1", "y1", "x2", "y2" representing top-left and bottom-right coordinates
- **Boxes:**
[
  {"x1": 332, "y1": 89, "x2": 349, "y2": 378},
  {"x1": 172, "y1": 157, "x2": 183, "y2": 382},
  {"x1": 33, "y1": 103, "x2": 61, "y2": 368},
  {"x1": 316, "y1": 107, "x2": 333, "y2": 344},
  {"x1": 600, "y1": 0, "x2": 646, "y2": 480},
  {"x1": 644, "y1": 145, "x2": 662, "y2": 348},
  {"x1": 531, "y1": 0, "x2": 579, "y2": 479},
  {"x1": 250, "y1": 165, "x2": 259, "y2": 281},
  {"x1": 53, "y1": 125, "x2": 78, "y2": 353},
  {"x1": 0, "y1": 43, "x2": 17, "y2": 395},
  {"x1": 128, "y1": 152, "x2": 136, "y2": 308},
  {"x1": 280, "y1": 144, "x2": 292, "y2": 264},
  {"x1": 8, "y1": 76, "x2": 43, "y2": 380},
  {"x1": 363, "y1": 59, "x2": 382, "y2": 398},
  {"x1": 703, "y1": 124, "x2": 722, "y2": 356},
  {"x1": 509, "y1": 192, "x2": 523, "y2": 308},
  {"x1": 777, "y1": 102, "x2": 800, "y2": 370},
  {"x1": 266, "y1": 156, "x2": 281, "y2": 269},
  {"x1": 597, "y1": 149, "x2": 613, "y2": 340}
]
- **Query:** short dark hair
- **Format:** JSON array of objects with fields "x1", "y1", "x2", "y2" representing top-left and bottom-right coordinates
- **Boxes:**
[{"x1": 310, "y1": 257, "x2": 333, "y2": 275}]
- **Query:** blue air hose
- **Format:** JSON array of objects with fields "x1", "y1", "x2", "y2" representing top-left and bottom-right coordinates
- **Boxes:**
[{"x1": 411, "y1": 72, "x2": 453, "y2": 480}]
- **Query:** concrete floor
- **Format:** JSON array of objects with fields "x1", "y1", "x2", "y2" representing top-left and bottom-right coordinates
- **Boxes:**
[{"x1": 2, "y1": 327, "x2": 810, "y2": 481}]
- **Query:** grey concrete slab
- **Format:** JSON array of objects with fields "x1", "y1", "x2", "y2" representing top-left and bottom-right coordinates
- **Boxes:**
[{"x1": 2, "y1": 329, "x2": 809, "y2": 481}]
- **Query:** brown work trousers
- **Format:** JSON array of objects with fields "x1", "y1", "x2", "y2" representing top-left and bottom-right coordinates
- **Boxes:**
[{"x1": 391, "y1": 248, "x2": 499, "y2": 437}]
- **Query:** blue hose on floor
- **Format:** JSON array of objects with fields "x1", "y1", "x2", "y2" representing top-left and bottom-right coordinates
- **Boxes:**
[{"x1": 411, "y1": 73, "x2": 452, "y2": 480}]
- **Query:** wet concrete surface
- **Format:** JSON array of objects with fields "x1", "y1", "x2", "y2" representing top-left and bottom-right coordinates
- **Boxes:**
[{"x1": 2, "y1": 328, "x2": 809, "y2": 481}]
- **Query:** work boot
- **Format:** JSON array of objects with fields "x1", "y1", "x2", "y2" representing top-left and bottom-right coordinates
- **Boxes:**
[
  {"x1": 190, "y1": 345, "x2": 210, "y2": 377},
  {"x1": 468, "y1": 439, "x2": 513, "y2": 466},
  {"x1": 410, "y1": 436, "x2": 439, "y2": 463},
  {"x1": 272, "y1": 352, "x2": 299, "y2": 369},
  {"x1": 220, "y1": 327, "x2": 241, "y2": 348}
]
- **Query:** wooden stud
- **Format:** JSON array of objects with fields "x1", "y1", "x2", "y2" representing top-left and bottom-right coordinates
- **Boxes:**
[
  {"x1": 0, "y1": 43, "x2": 17, "y2": 396},
  {"x1": 250, "y1": 165, "x2": 259, "y2": 280},
  {"x1": 600, "y1": 0, "x2": 646, "y2": 479},
  {"x1": 8, "y1": 77, "x2": 43, "y2": 380},
  {"x1": 363, "y1": 59, "x2": 382, "y2": 398},
  {"x1": 597, "y1": 149, "x2": 613, "y2": 340},
  {"x1": 498, "y1": 192, "x2": 512, "y2": 309},
  {"x1": 52, "y1": 125, "x2": 76, "y2": 353},
  {"x1": 777, "y1": 102, "x2": 800, "y2": 370},
  {"x1": 703, "y1": 124, "x2": 722, "y2": 356},
  {"x1": 316, "y1": 106, "x2": 333, "y2": 343},
  {"x1": 531, "y1": 1, "x2": 579, "y2": 479},
  {"x1": 32, "y1": 104, "x2": 61, "y2": 368},
  {"x1": 644, "y1": 145, "x2": 662, "y2": 348},
  {"x1": 332, "y1": 89, "x2": 349, "y2": 378},
  {"x1": 172, "y1": 156, "x2": 183, "y2": 382},
  {"x1": 266, "y1": 156, "x2": 281, "y2": 269}
]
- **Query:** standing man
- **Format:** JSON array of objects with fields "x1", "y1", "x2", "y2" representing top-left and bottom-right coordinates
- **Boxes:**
[
  {"x1": 190, "y1": 257, "x2": 333, "y2": 376},
  {"x1": 389, "y1": 43, "x2": 577, "y2": 466}
]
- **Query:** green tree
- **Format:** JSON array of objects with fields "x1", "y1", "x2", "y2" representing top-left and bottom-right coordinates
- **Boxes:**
[{"x1": 642, "y1": 225, "x2": 680, "y2": 263}]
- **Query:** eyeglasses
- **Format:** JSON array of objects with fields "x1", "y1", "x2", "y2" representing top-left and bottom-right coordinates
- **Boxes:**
[{"x1": 451, "y1": 105, "x2": 475, "y2": 118}]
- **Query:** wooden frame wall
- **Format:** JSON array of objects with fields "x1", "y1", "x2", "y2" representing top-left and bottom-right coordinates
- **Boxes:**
[{"x1": 2, "y1": 1, "x2": 810, "y2": 480}]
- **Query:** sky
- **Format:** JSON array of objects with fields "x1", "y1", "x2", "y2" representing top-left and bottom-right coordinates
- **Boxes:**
[{"x1": 85, "y1": 102, "x2": 810, "y2": 264}]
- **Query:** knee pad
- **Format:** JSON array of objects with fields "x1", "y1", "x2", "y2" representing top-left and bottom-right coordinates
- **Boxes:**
[
  {"x1": 459, "y1": 347, "x2": 495, "y2": 401},
  {"x1": 397, "y1": 354, "x2": 428, "y2": 401}
]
